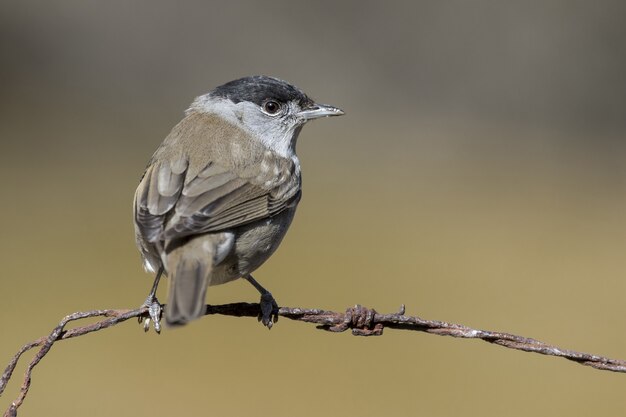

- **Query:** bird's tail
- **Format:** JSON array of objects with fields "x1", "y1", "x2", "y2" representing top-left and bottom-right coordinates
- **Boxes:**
[{"x1": 164, "y1": 239, "x2": 213, "y2": 326}]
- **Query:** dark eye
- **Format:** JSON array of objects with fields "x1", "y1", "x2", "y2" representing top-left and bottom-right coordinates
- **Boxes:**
[{"x1": 262, "y1": 100, "x2": 281, "y2": 115}]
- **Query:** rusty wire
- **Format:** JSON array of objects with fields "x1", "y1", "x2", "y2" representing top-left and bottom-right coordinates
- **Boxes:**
[{"x1": 2, "y1": 302, "x2": 625, "y2": 417}]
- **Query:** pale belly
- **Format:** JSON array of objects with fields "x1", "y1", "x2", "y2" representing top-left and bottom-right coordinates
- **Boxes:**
[{"x1": 208, "y1": 206, "x2": 297, "y2": 286}]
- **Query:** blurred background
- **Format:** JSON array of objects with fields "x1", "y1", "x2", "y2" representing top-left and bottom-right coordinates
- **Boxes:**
[{"x1": 1, "y1": 1, "x2": 626, "y2": 416}]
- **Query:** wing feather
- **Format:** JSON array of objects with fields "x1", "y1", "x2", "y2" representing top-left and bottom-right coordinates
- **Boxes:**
[
  {"x1": 137, "y1": 161, "x2": 299, "y2": 244},
  {"x1": 134, "y1": 114, "x2": 301, "y2": 249}
]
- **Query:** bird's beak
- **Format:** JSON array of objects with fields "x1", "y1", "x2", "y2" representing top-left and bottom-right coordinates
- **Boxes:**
[{"x1": 297, "y1": 103, "x2": 344, "y2": 120}]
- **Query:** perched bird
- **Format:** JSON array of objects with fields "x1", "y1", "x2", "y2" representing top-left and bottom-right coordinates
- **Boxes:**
[{"x1": 133, "y1": 76, "x2": 344, "y2": 329}]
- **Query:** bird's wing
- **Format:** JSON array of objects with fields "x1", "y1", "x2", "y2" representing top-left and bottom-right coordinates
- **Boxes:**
[
  {"x1": 133, "y1": 154, "x2": 300, "y2": 244},
  {"x1": 134, "y1": 156, "x2": 188, "y2": 244}
]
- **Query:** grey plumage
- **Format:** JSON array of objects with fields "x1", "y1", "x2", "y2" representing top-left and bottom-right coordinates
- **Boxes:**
[{"x1": 133, "y1": 76, "x2": 343, "y2": 327}]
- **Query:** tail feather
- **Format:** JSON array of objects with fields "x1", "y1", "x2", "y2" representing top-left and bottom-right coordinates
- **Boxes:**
[{"x1": 166, "y1": 258, "x2": 210, "y2": 325}]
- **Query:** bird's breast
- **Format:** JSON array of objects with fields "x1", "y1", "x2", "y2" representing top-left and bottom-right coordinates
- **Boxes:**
[{"x1": 210, "y1": 205, "x2": 298, "y2": 285}]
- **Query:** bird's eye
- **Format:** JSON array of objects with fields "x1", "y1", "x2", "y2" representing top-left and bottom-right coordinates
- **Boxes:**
[{"x1": 262, "y1": 100, "x2": 282, "y2": 115}]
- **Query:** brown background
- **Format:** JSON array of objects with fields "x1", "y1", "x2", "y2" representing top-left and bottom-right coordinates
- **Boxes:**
[{"x1": 1, "y1": 1, "x2": 626, "y2": 416}]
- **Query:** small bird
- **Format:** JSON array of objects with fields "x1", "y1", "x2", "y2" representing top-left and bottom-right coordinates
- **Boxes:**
[{"x1": 133, "y1": 76, "x2": 344, "y2": 329}]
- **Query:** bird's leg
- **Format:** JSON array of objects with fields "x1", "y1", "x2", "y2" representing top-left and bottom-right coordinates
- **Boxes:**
[
  {"x1": 244, "y1": 274, "x2": 278, "y2": 329},
  {"x1": 139, "y1": 266, "x2": 164, "y2": 333}
]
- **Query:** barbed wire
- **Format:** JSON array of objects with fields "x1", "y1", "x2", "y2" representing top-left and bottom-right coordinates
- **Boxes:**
[{"x1": 2, "y1": 302, "x2": 625, "y2": 417}]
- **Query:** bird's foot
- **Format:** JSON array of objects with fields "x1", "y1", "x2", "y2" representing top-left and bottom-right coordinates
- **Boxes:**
[
  {"x1": 258, "y1": 292, "x2": 279, "y2": 329},
  {"x1": 243, "y1": 274, "x2": 279, "y2": 329},
  {"x1": 139, "y1": 295, "x2": 163, "y2": 334}
]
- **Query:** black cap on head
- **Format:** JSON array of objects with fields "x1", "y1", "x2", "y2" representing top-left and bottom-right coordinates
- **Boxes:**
[{"x1": 210, "y1": 76, "x2": 314, "y2": 108}]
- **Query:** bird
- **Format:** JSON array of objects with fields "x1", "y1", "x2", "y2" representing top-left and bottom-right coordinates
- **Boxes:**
[{"x1": 133, "y1": 75, "x2": 344, "y2": 330}]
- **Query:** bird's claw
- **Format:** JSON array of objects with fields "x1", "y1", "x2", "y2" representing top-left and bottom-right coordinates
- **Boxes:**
[
  {"x1": 258, "y1": 292, "x2": 279, "y2": 329},
  {"x1": 139, "y1": 296, "x2": 163, "y2": 334}
]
